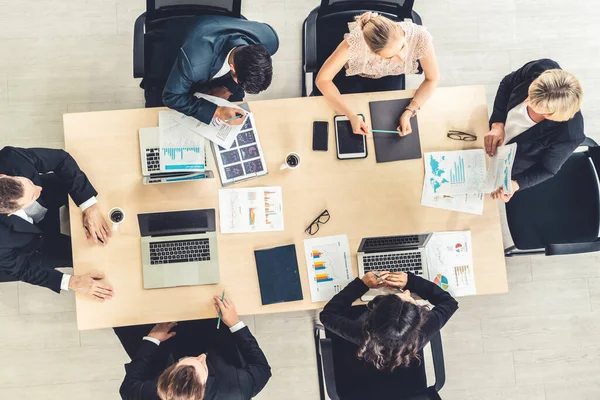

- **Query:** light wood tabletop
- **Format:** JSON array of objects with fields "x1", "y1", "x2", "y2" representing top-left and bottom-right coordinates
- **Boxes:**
[{"x1": 63, "y1": 85, "x2": 507, "y2": 330}]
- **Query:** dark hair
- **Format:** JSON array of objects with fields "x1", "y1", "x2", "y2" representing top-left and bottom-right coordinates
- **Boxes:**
[
  {"x1": 233, "y1": 45, "x2": 273, "y2": 94},
  {"x1": 357, "y1": 294, "x2": 429, "y2": 371},
  {"x1": 0, "y1": 177, "x2": 24, "y2": 214},
  {"x1": 157, "y1": 364, "x2": 205, "y2": 400}
]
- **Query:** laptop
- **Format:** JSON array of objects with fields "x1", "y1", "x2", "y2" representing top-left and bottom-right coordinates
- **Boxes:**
[
  {"x1": 139, "y1": 127, "x2": 212, "y2": 185},
  {"x1": 137, "y1": 209, "x2": 219, "y2": 289},
  {"x1": 357, "y1": 233, "x2": 432, "y2": 301}
]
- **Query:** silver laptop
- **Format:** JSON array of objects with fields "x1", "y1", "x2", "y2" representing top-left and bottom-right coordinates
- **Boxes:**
[
  {"x1": 357, "y1": 233, "x2": 432, "y2": 301},
  {"x1": 139, "y1": 127, "x2": 212, "y2": 185},
  {"x1": 137, "y1": 209, "x2": 219, "y2": 289}
]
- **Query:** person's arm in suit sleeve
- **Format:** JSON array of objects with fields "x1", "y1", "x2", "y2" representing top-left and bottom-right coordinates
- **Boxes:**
[
  {"x1": 319, "y1": 278, "x2": 368, "y2": 346},
  {"x1": 490, "y1": 59, "x2": 561, "y2": 127},
  {"x1": 7, "y1": 147, "x2": 97, "y2": 206},
  {"x1": 233, "y1": 326, "x2": 272, "y2": 398},
  {"x1": 0, "y1": 248, "x2": 63, "y2": 293},
  {"x1": 162, "y1": 48, "x2": 218, "y2": 125},
  {"x1": 404, "y1": 272, "x2": 458, "y2": 339},
  {"x1": 119, "y1": 340, "x2": 163, "y2": 400}
]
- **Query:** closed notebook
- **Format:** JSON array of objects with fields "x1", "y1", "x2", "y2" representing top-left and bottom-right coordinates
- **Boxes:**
[{"x1": 254, "y1": 244, "x2": 303, "y2": 305}]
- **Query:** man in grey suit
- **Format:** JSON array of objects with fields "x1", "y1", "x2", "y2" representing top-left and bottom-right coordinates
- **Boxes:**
[{"x1": 143, "y1": 15, "x2": 279, "y2": 125}]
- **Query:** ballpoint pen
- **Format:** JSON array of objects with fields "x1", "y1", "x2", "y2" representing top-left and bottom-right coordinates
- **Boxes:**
[
  {"x1": 373, "y1": 272, "x2": 403, "y2": 292},
  {"x1": 225, "y1": 114, "x2": 244, "y2": 122},
  {"x1": 216, "y1": 290, "x2": 225, "y2": 329},
  {"x1": 84, "y1": 226, "x2": 104, "y2": 244},
  {"x1": 370, "y1": 129, "x2": 400, "y2": 134}
]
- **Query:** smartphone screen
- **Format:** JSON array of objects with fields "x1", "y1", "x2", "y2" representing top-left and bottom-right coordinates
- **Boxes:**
[{"x1": 313, "y1": 121, "x2": 329, "y2": 151}]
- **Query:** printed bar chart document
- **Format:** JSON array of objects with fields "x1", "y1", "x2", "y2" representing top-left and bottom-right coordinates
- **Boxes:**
[
  {"x1": 218, "y1": 186, "x2": 284, "y2": 234},
  {"x1": 303, "y1": 235, "x2": 355, "y2": 302},
  {"x1": 158, "y1": 114, "x2": 206, "y2": 171}
]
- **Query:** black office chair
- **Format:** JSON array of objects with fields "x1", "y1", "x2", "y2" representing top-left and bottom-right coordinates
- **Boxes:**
[
  {"x1": 314, "y1": 307, "x2": 445, "y2": 400},
  {"x1": 133, "y1": 0, "x2": 243, "y2": 80},
  {"x1": 302, "y1": 0, "x2": 422, "y2": 97},
  {"x1": 505, "y1": 138, "x2": 600, "y2": 257}
]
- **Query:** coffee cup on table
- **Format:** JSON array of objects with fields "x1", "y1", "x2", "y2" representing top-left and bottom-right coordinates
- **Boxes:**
[
  {"x1": 108, "y1": 207, "x2": 126, "y2": 231},
  {"x1": 280, "y1": 152, "x2": 301, "y2": 170}
]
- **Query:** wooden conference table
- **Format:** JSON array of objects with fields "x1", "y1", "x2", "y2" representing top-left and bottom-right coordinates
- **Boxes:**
[{"x1": 63, "y1": 85, "x2": 507, "y2": 330}]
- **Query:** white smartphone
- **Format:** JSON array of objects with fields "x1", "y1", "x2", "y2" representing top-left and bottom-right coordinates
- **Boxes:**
[{"x1": 334, "y1": 114, "x2": 368, "y2": 160}]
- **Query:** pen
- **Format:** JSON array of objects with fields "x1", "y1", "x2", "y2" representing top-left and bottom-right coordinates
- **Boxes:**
[
  {"x1": 373, "y1": 272, "x2": 403, "y2": 292},
  {"x1": 84, "y1": 226, "x2": 104, "y2": 244},
  {"x1": 225, "y1": 114, "x2": 244, "y2": 122},
  {"x1": 371, "y1": 129, "x2": 400, "y2": 134},
  {"x1": 217, "y1": 290, "x2": 225, "y2": 329}
]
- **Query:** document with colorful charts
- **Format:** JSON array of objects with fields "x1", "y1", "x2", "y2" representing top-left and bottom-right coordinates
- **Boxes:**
[
  {"x1": 158, "y1": 114, "x2": 206, "y2": 172},
  {"x1": 303, "y1": 234, "x2": 355, "y2": 302},
  {"x1": 425, "y1": 231, "x2": 476, "y2": 297},
  {"x1": 218, "y1": 186, "x2": 284, "y2": 234}
]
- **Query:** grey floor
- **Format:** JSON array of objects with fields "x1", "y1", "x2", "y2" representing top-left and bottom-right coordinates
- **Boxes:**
[{"x1": 0, "y1": 0, "x2": 599, "y2": 399}]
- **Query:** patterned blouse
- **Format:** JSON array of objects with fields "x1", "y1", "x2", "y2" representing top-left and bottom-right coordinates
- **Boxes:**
[{"x1": 344, "y1": 20, "x2": 433, "y2": 79}]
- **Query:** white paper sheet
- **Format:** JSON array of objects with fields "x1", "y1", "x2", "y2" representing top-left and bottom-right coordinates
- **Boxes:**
[
  {"x1": 303, "y1": 235, "x2": 355, "y2": 302},
  {"x1": 158, "y1": 113, "x2": 206, "y2": 171},
  {"x1": 481, "y1": 143, "x2": 518, "y2": 193},
  {"x1": 218, "y1": 186, "x2": 284, "y2": 234},
  {"x1": 421, "y1": 184, "x2": 484, "y2": 215},
  {"x1": 425, "y1": 231, "x2": 476, "y2": 297}
]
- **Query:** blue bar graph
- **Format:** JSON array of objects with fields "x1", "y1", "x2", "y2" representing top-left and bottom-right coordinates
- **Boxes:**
[
  {"x1": 163, "y1": 147, "x2": 201, "y2": 161},
  {"x1": 449, "y1": 156, "x2": 466, "y2": 184}
]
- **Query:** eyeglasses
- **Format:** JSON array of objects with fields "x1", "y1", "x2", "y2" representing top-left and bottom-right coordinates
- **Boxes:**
[
  {"x1": 305, "y1": 209, "x2": 330, "y2": 235},
  {"x1": 447, "y1": 130, "x2": 477, "y2": 142}
]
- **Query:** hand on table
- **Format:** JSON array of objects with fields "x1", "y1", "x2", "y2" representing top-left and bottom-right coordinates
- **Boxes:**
[
  {"x1": 484, "y1": 125, "x2": 505, "y2": 156},
  {"x1": 350, "y1": 114, "x2": 369, "y2": 135},
  {"x1": 213, "y1": 295, "x2": 241, "y2": 328},
  {"x1": 148, "y1": 322, "x2": 178, "y2": 342},
  {"x1": 397, "y1": 110, "x2": 413, "y2": 136},
  {"x1": 69, "y1": 272, "x2": 114, "y2": 302},
  {"x1": 383, "y1": 271, "x2": 408, "y2": 289},
  {"x1": 490, "y1": 180, "x2": 519, "y2": 203},
  {"x1": 214, "y1": 106, "x2": 245, "y2": 125},
  {"x1": 207, "y1": 86, "x2": 232, "y2": 100},
  {"x1": 82, "y1": 204, "x2": 112, "y2": 245},
  {"x1": 361, "y1": 271, "x2": 389, "y2": 288}
]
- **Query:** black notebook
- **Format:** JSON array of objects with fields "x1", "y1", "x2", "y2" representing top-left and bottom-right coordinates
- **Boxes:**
[
  {"x1": 254, "y1": 244, "x2": 303, "y2": 305},
  {"x1": 369, "y1": 98, "x2": 422, "y2": 163}
]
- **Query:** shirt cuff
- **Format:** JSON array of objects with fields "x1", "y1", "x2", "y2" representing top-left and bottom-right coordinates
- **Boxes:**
[
  {"x1": 60, "y1": 274, "x2": 71, "y2": 291},
  {"x1": 229, "y1": 321, "x2": 246, "y2": 333},
  {"x1": 143, "y1": 336, "x2": 161, "y2": 346},
  {"x1": 79, "y1": 197, "x2": 98, "y2": 212}
]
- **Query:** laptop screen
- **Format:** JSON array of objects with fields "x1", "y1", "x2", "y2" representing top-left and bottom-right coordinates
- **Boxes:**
[{"x1": 138, "y1": 209, "x2": 215, "y2": 237}]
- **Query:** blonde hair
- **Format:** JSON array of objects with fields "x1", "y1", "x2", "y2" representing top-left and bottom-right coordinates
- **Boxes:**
[
  {"x1": 528, "y1": 69, "x2": 583, "y2": 121},
  {"x1": 355, "y1": 13, "x2": 403, "y2": 54}
]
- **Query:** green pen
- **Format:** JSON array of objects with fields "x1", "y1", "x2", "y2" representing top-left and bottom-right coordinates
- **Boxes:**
[
  {"x1": 217, "y1": 290, "x2": 225, "y2": 329},
  {"x1": 372, "y1": 272, "x2": 403, "y2": 292},
  {"x1": 371, "y1": 129, "x2": 400, "y2": 134}
]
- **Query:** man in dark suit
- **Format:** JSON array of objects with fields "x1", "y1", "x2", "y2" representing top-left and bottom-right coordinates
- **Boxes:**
[
  {"x1": 143, "y1": 15, "x2": 279, "y2": 125},
  {"x1": 0, "y1": 147, "x2": 114, "y2": 300},
  {"x1": 118, "y1": 295, "x2": 271, "y2": 400},
  {"x1": 484, "y1": 59, "x2": 585, "y2": 202}
]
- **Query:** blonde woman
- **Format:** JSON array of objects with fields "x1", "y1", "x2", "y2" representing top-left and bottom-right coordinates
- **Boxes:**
[
  {"x1": 315, "y1": 12, "x2": 440, "y2": 136},
  {"x1": 485, "y1": 59, "x2": 585, "y2": 202}
]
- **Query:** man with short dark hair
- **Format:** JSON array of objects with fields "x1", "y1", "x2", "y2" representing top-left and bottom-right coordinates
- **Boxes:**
[
  {"x1": 118, "y1": 295, "x2": 271, "y2": 400},
  {"x1": 142, "y1": 15, "x2": 279, "y2": 126},
  {"x1": 0, "y1": 146, "x2": 114, "y2": 301}
]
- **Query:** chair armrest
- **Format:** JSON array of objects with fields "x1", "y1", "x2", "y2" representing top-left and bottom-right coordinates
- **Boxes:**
[
  {"x1": 303, "y1": 8, "x2": 319, "y2": 73},
  {"x1": 133, "y1": 13, "x2": 146, "y2": 78},
  {"x1": 582, "y1": 137, "x2": 599, "y2": 148},
  {"x1": 319, "y1": 338, "x2": 340, "y2": 400},
  {"x1": 429, "y1": 331, "x2": 446, "y2": 392},
  {"x1": 545, "y1": 239, "x2": 600, "y2": 256}
]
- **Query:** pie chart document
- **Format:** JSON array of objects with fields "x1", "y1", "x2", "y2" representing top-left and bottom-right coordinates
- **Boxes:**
[{"x1": 425, "y1": 231, "x2": 476, "y2": 297}]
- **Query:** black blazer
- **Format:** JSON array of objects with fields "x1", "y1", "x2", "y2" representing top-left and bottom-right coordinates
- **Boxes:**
[
  {"x1": 490, "y1": 59, "x2": 585, "y2": 190},
  {"x1": 119, "y1": 326, "x2": 272, "y2": 400},
  {"x1": 162, "y1": 15, "x2": 279, "y2": 125},
  {"x1": 320, "y1": 273, "x2": 458, "y2": 349},
  {"x1": 0, "y1": 147, "x2": 97, "y2": 292}
]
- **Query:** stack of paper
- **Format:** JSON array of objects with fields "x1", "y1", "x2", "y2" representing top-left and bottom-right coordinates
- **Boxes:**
[{"x1": 218, "y1": 186, "x2": 284, "y2": 234}]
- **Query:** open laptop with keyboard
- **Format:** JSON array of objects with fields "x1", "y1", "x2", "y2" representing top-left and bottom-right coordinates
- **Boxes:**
[
  {"x1": 137, "y1": 209, "x2": 219, "y2": 289},
  {"x1": 357, "y1": 233, "x2": 432, "y2": 301}
]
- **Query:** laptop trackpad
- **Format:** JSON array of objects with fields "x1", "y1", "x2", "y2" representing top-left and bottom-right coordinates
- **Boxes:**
[{"x1": 164, "y1": 264, "x2": 200, "y2": 288}]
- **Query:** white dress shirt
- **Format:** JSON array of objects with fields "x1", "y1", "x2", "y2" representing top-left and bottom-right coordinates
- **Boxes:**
[
  {"x1": 142, "y1": 321, "x2": 247, "y2": 346},
  {"x1": 211, "y1": 48, "x2": 235, "y2": 80},
  {"x1": 13, "y1": 196, "x2": 98, "y2": 292},
  {"x1": 504, "y1": 101, "x2": 538, "y2": 145}
]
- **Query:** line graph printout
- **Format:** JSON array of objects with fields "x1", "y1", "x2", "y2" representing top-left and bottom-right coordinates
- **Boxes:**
[
  {"x1": 158, "y1": 111, "x2": 206, "y2": 171},
  {"x1": 481, "y1": 143, "x2": 517, "y2": 193},
  {"x1": 218, "y1": 187, "x2": 284, "y2": 234},
  {"x1": 424, "y1": 149, "x2": 487, "y2": 195},
  {"x1": 304, "y1": 235, "x2": 355, "y2": 302}
]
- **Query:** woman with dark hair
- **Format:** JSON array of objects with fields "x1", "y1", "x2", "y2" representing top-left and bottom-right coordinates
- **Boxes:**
[{"x1": 320, "y1": 271, "x2": 458, "y2": 371}]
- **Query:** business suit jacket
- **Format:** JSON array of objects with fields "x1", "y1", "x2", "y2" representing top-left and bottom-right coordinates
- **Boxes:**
[
  {"x1": 319, "y1": 273, "x2": 458, "y2": 350},
  {"x1": 119, "y1": 326, "x2": 272, "y2": 400},
  {"x1": 0, "y1": 147, "x2": 97, "y2": 292},
  {"x1": 489, "y1": 58, "x2": 585, "y2": 190},
  {"x1": 162, "y1": 15, "x2": 279, "y2": 125}
]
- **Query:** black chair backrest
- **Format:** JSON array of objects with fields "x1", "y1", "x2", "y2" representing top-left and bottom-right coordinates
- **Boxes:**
[
  {"x1": 318, "y1": 0, "x2": 415, "y2": 18},
  {"x1": 146, "y1": 0, "x2": 241, "y2": 22}
]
